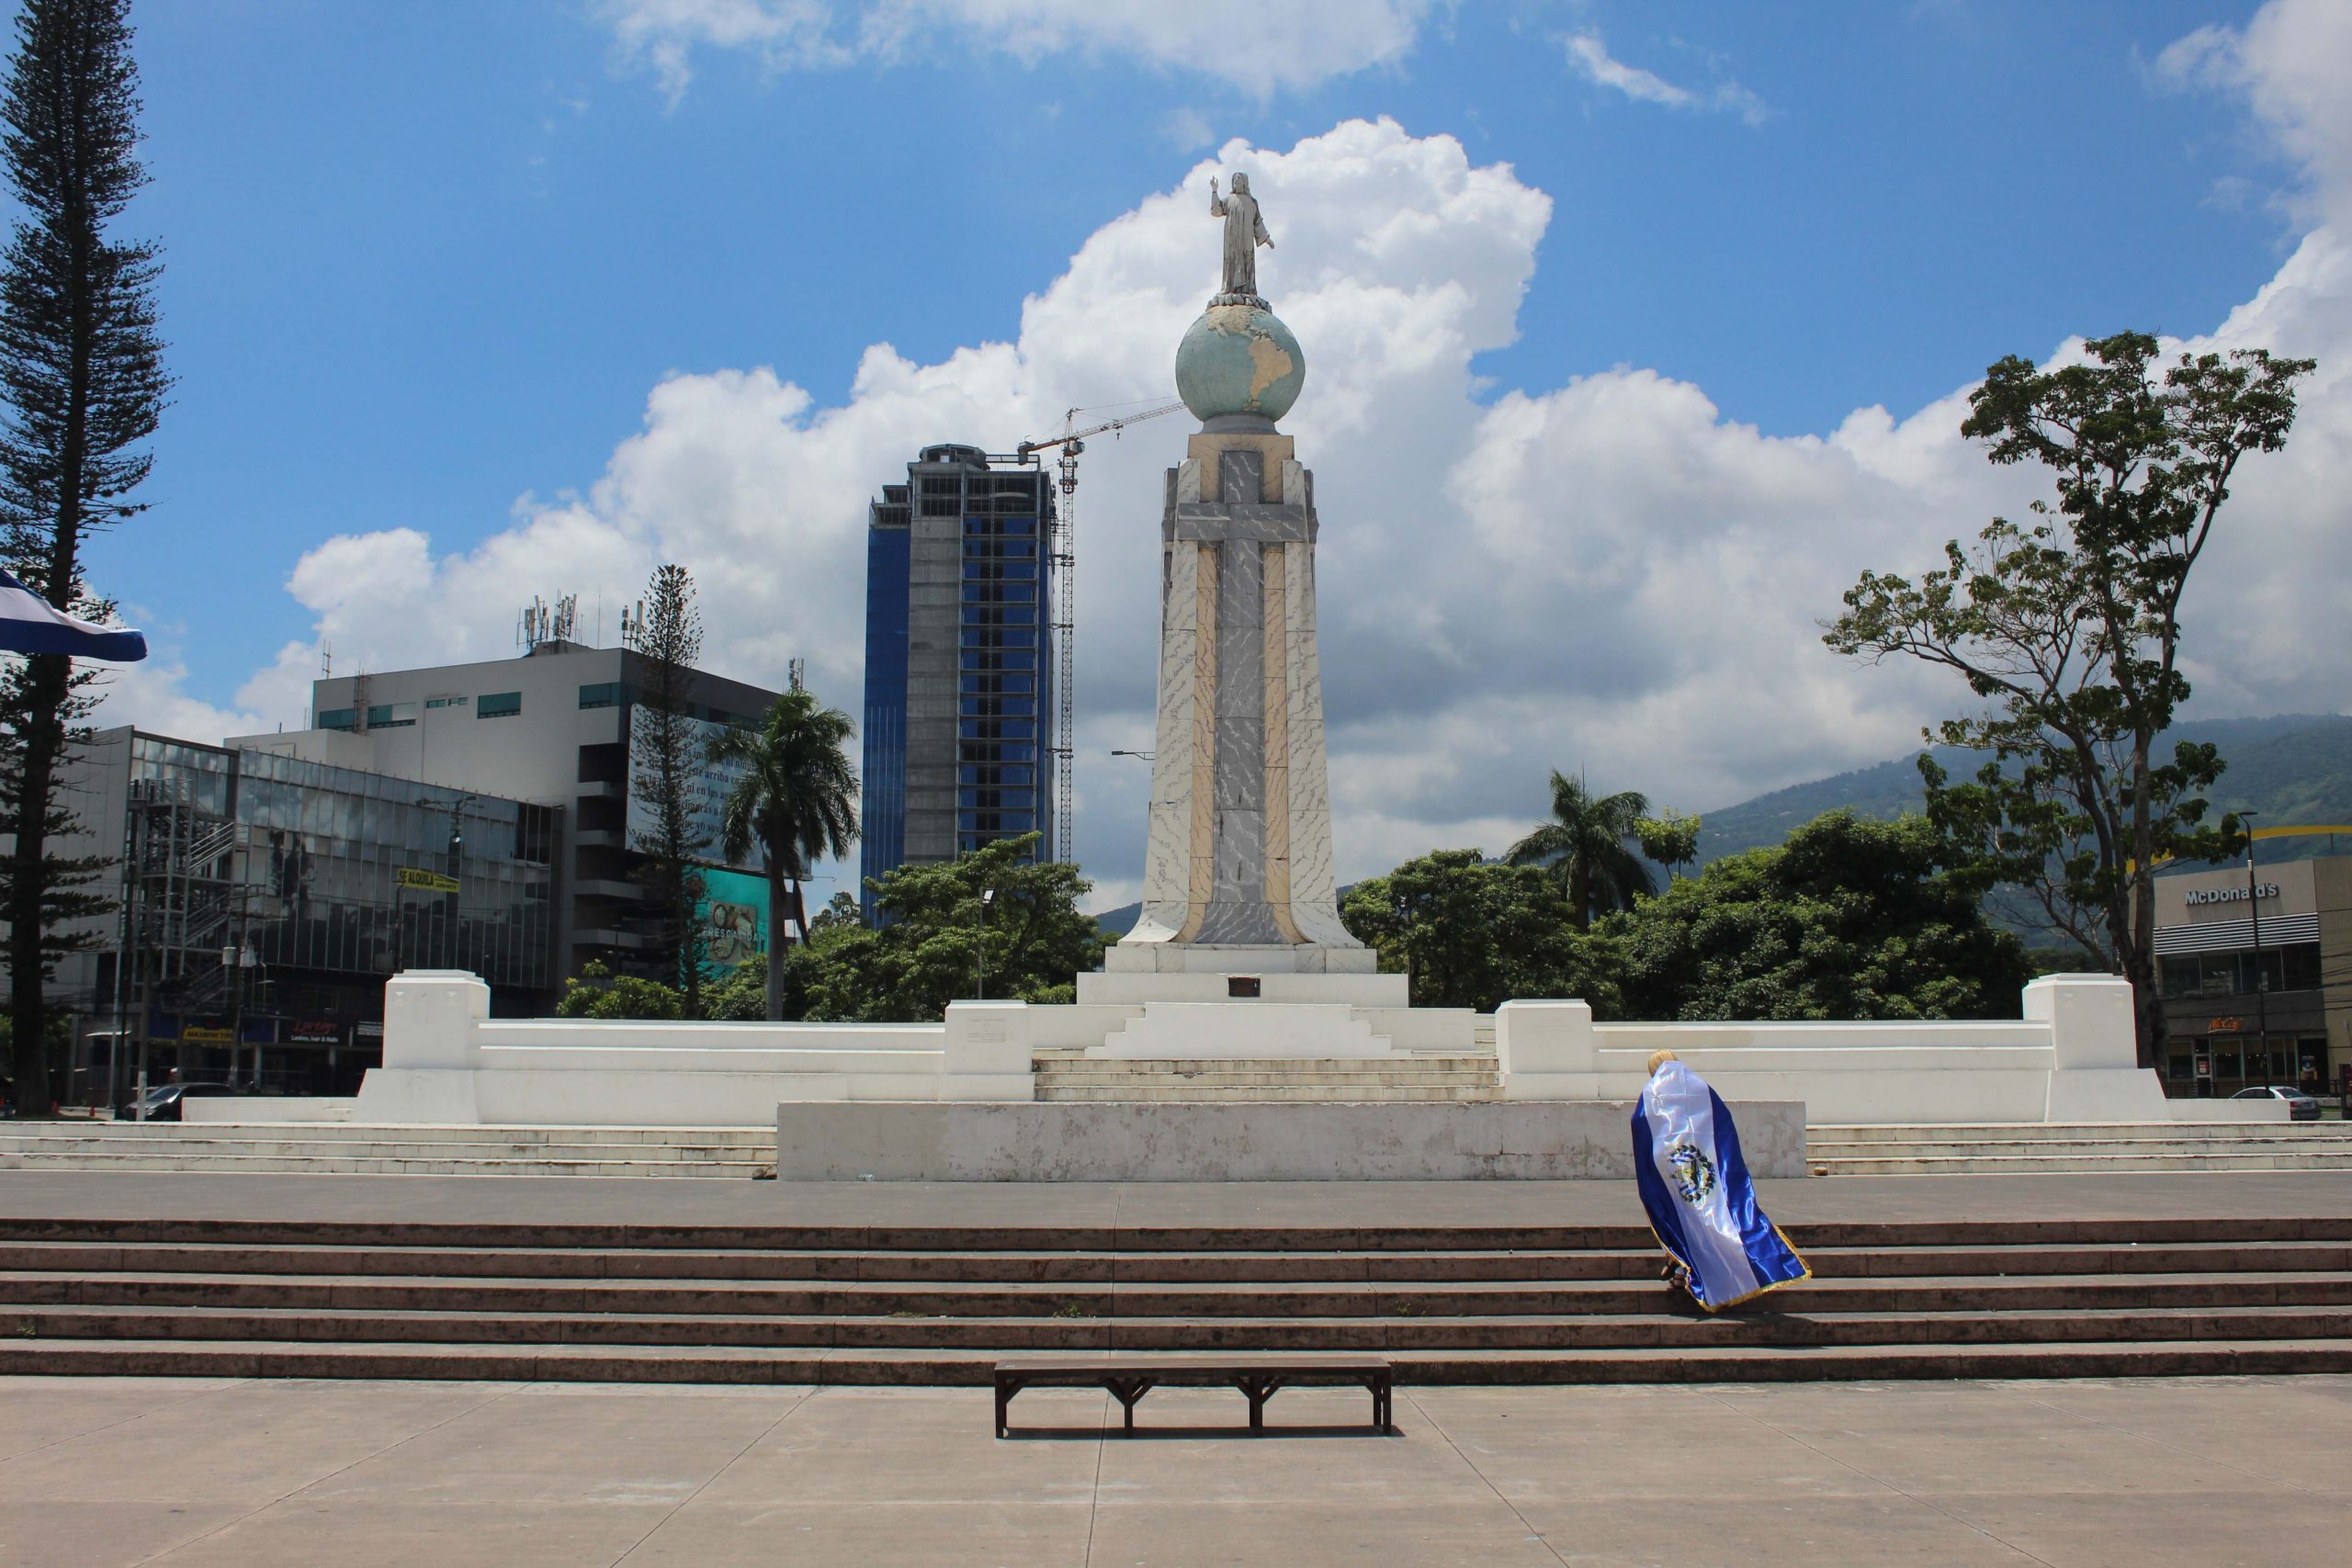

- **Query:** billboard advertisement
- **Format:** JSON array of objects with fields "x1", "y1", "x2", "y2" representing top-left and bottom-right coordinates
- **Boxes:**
[
  {"x1": 628, "y1": 706, "x2": 757, "y2": 870},
  {"x1": 697, "y1": 867, "x2": 770, "y2": 979}
]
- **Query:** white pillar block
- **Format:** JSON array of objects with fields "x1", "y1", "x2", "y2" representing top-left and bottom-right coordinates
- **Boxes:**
[
  {"x1": 2027, "y1": 973, "x2": 2171, "y2": 1121},
  {"x1": 939, "y1": 1001, "x2": 1036, "y2": 1101},
  {"x1": 354, "y1": 969, "x2": 490, "y2": 1123},
  {"x1": 1496, "y1": 999, "x2": 1600, "y2": 1100},
  {"x1": 380, "y1": 969, "x2": 490, "y2": 1069}
]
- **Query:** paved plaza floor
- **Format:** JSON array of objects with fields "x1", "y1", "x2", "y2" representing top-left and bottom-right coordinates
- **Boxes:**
[{"x1": 0, "y1": 1371, "x2": 2341, "y2": 1566}]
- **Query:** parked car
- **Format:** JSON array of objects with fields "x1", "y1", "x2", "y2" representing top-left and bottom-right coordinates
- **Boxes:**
[
  {"x1": 114, "y1": 1081, "x2": 238, "y2": 1123},
  {"x1": 2230, "y1": 1085, "x2": 2322, "y2": 1121}
]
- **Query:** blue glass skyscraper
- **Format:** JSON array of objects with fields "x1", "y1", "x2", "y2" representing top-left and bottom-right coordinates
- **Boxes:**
[{"x1": 861, "y1": 445, "x2": 1054, "y2": 920}]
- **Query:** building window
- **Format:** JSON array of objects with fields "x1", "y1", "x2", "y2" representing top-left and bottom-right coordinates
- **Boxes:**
[
  {"x1": 366, "y1": 703, "x2": 416, "y2": 729},
  {"x1": 578, "y1": 682, "x2": 621, "y2": 710},
  {"x1": 424, "y1": 695, "x2": 468, "y2": 710},
  {"x1": 318, "y1": 707, "x2": 356, "y2": 731},
  {"x1": 477, "y1": 692, "x2": 523, "y2": 719}
]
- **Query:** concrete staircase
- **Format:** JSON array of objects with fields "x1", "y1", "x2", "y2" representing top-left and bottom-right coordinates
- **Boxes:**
[
  {"x1": 0, "y1": 1122, "x2": 773, "y2": 1179},
  {"x1": 1808, "y1": 1121, "x2": 2352, "y2": 1176},
  {"x1": 1032, "y1": 1049, "x2": 1501, "y2": 1101},
  {"x1": 1, "y1": 1213, "x2": 2346, "y2": 1385}
]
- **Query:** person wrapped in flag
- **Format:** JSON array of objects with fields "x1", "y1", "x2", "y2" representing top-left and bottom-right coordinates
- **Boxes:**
[{"x1": 1633, "y1": 1049, "x2": 1808, "y2": 1311}]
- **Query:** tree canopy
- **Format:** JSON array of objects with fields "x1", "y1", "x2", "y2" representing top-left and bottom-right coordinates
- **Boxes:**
[
  {"x1": 1506, "y1": 771, "x2": 1655, "y2": 930},
  {"x1": 1826, "y1": 331, "x2": 2314, "y2": 1061},
  {"x1": 786, "y1": 834, "x2": 1102, "y2": 1022},
  {"x1": 1340, "y1": 849, "x2": 1621, "y2": 1014},
  {"x1": 710, "y1": 687, "x2": 859, "y2": 1020},
  {"x1": 1602, "y1": 811, "x2": 2030, "y2": 1022}
]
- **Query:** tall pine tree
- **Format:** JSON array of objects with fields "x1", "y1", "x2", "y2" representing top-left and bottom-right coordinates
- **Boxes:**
[
  {"x1": 0, "y1": 0, "x2": 167, "y2": 1112},
  {"x1": 628, "y1": 564, "x2": 709, "y2": 1016}
]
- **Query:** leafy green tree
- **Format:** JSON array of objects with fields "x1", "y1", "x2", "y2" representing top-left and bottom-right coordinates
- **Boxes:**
[
  {"x1": 1506, "y1": 771, "x2": 1654, "y2": 929},
  {"x1": 792, "y1": 834, "x2": 1100, "y2": 1022},
  {"x1": 626, "y1": 563, "x2": 707, "y2": 1015},
  {"x1": 1826, "y1": 332, "x2": 2314, "y2": 1063},
  {"x1": 1604, "y1": 811, "x2": 2030, "y2": 1021},
  {"x1": 0, "y1": 0, "x2": 168, "y2": 1115},
  {"x1": 702, "y1": 959, "x2": 770, "y2": 1021},
  {"x1": 1340, "y1": 849, "x2": 1621, "y2": 1014},
  {"x1": 1634, "y1": 810, "x2": 1702, "y2": 880},
  {"x1": 554, "y1": 962, "x2": 684, "y2": 1021},
  {"x1": 711, "y1": 688, "x2": 859, "y2": 1021}
]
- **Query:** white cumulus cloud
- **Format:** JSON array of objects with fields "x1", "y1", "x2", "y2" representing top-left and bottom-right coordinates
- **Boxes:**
[{"x1": 595, "y1": 0, "x2": 1437, "y2": 99}]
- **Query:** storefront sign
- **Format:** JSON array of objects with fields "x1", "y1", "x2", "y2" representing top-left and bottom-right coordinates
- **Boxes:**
[
  {"x1": 397, "y1": 867, "x2": 460, "y2": 894},
  {"x1": 179, "y1": 1024, "x2": 234, "y2": 1045},
  {"x1": 2207, "y1": 1017, "x2": 2244, "y2": 1033},
  {"x1": 288, "y1": 1020, "x2": 341, "y2": 1045},
  {"x1": 2183, "y1": 883, "x2": 2278, "y2": 906}
]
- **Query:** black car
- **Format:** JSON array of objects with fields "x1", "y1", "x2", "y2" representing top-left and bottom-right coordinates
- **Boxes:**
[{"x1": 114, "y1": 1081, "x2": 237, "y2": 1122}]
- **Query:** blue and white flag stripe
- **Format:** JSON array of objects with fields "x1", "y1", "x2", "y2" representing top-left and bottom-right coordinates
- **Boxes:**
[
  {"x1": 1633, "y1": 1062, "x2": 1808, "y2": 1312},
  {"x1": 0, "y1": 569, "x2": 145, "y2": 662}
]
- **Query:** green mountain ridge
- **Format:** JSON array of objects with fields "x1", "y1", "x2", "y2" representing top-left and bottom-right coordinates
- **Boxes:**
[{"x1": 1691, "y1": 713, "x2": 2352, "y2": 867}]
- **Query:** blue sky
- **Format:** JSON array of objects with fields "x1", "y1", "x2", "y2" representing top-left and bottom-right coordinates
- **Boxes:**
[{"x1": 62, "y1": 0, "x2": 2352, "y2": 903}]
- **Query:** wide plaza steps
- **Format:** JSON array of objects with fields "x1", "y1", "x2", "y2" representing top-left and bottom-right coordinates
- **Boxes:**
[
  {"x1": 1, "y1": 1213, "x2": 2346, "y2": 1386},
  {"x1": 0, "y1": 1122, "x2": 774, "y2": 1178},
  {"x1": 1032, "y1": 1049, "x2": 1501, "y2": 1102},
  {"x1": 1809, "y1": 1121, "x2": 2352, "y2": 1175}
]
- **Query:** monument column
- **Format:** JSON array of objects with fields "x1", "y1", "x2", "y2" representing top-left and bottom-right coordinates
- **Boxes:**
[{"x1": 1109, "y1": 175, "x2": 1371, "y2": 978}]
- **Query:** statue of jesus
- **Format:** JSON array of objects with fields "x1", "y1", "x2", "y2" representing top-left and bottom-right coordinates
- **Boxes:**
[{"x1": 1209, "y1": 174, "x2": 1272, "y2": 299}]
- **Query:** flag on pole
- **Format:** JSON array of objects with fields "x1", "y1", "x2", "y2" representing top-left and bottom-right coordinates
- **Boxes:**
[
  {"x1": 0, "y1": 569, "x2": 145, "y2": 661},
  {"x1": 1633, "y1": 1060, "x2": 1809, "y2": 1311}
]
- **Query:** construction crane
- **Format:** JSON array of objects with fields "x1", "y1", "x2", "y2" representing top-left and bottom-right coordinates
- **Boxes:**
[{"x1": 1009, "y1": 399, "x2": 1186, "y2": 863}]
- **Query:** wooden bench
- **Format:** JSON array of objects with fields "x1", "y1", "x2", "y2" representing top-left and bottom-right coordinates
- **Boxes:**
[{"x1": 992, "y1": 1356, "x2": 1393, "y2": 1438}]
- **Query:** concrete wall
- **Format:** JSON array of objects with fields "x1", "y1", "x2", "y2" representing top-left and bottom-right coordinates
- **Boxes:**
[
  {"x1": 1495, "y1": 976, "x2": 2265, "y2": 1124},
  {"x1": 353, "y1": 974, "x2": 1042, "y2": 1125},
  {"x1": 184, "y1": 1097, "x2": 356, "y2": 1123},
  {"x1": 775, "y1": 1099, "x2": 1809, "y2": 1181},
  {"x1": 356, "y1": 969, "x2": 2256, "y2": 1131}
]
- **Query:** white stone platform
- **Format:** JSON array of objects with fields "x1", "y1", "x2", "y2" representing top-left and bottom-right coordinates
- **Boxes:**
[
  {"x1": 774, "y1": 1099, "x2": 1809, "y2": 1181},
  {"x1": 337, "y1": 971, "x2": 2267, "y2": 1137}
]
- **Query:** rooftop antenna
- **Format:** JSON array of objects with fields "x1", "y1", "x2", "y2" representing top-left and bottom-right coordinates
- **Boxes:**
[
  {"x1": 320, "y1": 642, "x2": 333, "y2": 678},
  {"x1": 788, "y1": 658, "x2": 806, "y2": 694}
]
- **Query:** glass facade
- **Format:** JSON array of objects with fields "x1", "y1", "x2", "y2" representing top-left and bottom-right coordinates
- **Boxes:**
[
  {"x1": 956, "y1": 509, "x2": 1047, "y2": 854},
  {"x1": 107, "y1": 735, "x2": 558, "y2": 1092},
  {"x1": 861, "y1": 450, "x2": 1056, "y2": 921},
  {"x1": 861, "y1": 515, "x2": 910, "y2": 923}
]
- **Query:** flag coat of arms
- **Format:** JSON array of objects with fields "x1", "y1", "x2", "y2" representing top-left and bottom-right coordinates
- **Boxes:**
[
  {"x1": 0, "y1": 570, "x2": 145, "y2": 661},
  {"x1": 1632, "y1": 1061, "x2": 1809, "y2": 1311}
]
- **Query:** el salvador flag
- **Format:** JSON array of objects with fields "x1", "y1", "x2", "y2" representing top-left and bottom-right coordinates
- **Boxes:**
[
  {"x1": 0, "y1": 569, "x2": 145, "y2": 662},
  {"x1": 1633, "y1": 1061, "x2": 1809, "y2": 1312}
]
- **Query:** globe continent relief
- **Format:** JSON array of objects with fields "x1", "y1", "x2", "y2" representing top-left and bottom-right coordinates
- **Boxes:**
[{"x1": 1175, "y1": 304, "x2": 1306, "y2": 423}]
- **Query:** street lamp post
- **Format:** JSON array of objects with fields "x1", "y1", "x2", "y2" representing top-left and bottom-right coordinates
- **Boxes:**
[
  {"x1": 976, "y1": 887, "x2": 995, "y2": 999},
  {"x1": 2242, "y1": 812, "x2": 2272, "y2": 1088}
]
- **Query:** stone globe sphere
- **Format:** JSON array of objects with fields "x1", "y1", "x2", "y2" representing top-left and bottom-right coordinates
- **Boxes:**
[{"x1": 1174, "y1": 302, "x2": 1306, "y2": 423}]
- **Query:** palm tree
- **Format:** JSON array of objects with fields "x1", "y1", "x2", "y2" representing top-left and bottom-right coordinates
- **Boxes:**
[
  {"x1": 712, "y1": 689, "x2": 859, "y2": 1020},
  {"x1": 1507, "y1": 770, "x2": 1656, "y2": 930}
]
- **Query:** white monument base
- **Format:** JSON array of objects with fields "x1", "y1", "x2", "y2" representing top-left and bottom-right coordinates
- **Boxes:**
[{"x1": 774, "y1": 1099, "x2": 1810, "y2": 1181}]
